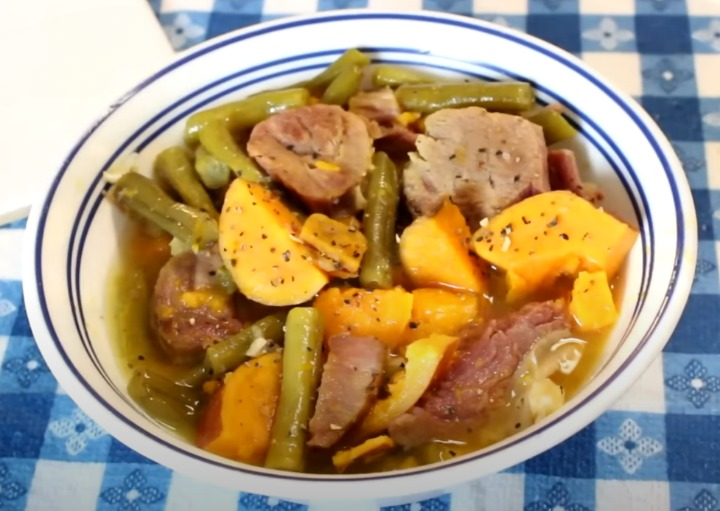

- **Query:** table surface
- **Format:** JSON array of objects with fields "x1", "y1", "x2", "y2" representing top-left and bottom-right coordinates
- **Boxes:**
[{"x1": 2, "y1": 1, "x2": 720, "y2": 509}]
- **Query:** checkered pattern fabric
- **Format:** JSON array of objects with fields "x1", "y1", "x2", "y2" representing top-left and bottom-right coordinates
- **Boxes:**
[{"x1": 1, "y1": 1, "x2": 719, "y2": 509}]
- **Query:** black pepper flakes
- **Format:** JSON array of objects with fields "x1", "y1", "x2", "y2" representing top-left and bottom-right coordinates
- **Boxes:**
[
  {"x1": 521, "y1": 216, "x2": 530, "y2": 225},
  {"x1": 547, "y1": 216, "x2": 558, "y2": 228},
  {"x1": 559, "y1": 233, "x2": 569, "y2": 240},
  {"x1": 270, "y1": 247, "x2": 276, "y2": 253},
  {"x1": 230, "y1": 259, "x2": 237, "y2": 267},
  {"x1": 449, "y1": 153, "x2": 457, "y2": 160},
  {"x1": 261, "y1": 234, "x2": 268, "y2": 239},
  {"x1": 409, "y1": 321, "x2": 419, "y2": 329},
  {"x1": 282, "y1": 250, "x2": 291, "y2": 262}
]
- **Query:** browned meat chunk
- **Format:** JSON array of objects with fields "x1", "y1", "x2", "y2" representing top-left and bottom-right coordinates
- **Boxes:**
[
  {"x1": 404, "y1": 107, "x2": 550, "y2": 228},
  {"x1": 349, "y1": 88, "x2": 417, "y2": 157},
  {"x1": 388, "y1": 300, "x2": 569, "y2": 447},
  {"x1": 308, "y1": 334, "x2": 387, "y2": 448},
  {"x1": 151, "y1": 247, "x2": 242, "y2": 363},
  {"x1": 548, "y1": 149, "x2": 603, "y2": 203},
  {"x1": 349, "y1": 88, "x2": 401, "y2": 124},
  {"x1": 247, "y1": 104, "x2": 373, "y2": 208}
]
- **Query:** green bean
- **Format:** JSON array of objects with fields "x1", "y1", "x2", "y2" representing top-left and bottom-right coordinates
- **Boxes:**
[
  {"x1": 194, "y1": 146, "x2": 231, "y2": 190},
  {"x1": 185, "y1": 88, "x2": 311, "y2": 143},
  {"x1": 175, "y1": 314, "x2": 286, "y2": 387},
  {"x1": 153, "y1": 146, "x2": 219, "y2": 218},
  {"x1": 111, "y1": 172, "x2": 218, "y2": 250},
  {"x1": 527, "y1": 108, "x2": 578, "y2": 145},
  {"x1": 371, "y1": 65, "x2": 437, "y2": 88},
  {"x1": 265, "y1": 307, "x2": 323, "y2": 472},
  {"x1": 204, "y1": 313, "x2": 287, "y2": 377},
  {"x1": 360, "y1": 152, "x2": 400, "y2": 289},
  {"x1": 395, "y1": 82, "x2": 535, "y2": 114},
  {"x1": 128, "y1": 369, "x2": 201, "y2": 433},
  {"x1": 113, "y1": 266, "x2": 155, "y2": 362},
  {"x1": 321, "y1": 64, "x2": 363, "y2": 106},
  {"x1": 198, "y1": 120, "x2": 266, "y2": 183},
  {"x1": 306, "y1": 49, "x2": 370, "y2": 93}
]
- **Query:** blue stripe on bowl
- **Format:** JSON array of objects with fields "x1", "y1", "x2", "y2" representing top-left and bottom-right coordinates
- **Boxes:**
[{"x1": 33, "y1": 11, "x2": 687, "y2": 482}]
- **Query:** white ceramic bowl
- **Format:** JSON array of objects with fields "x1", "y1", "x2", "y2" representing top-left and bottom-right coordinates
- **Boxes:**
[{"x1": 22, "y1": 9, "x2": 697, "y2": 503}]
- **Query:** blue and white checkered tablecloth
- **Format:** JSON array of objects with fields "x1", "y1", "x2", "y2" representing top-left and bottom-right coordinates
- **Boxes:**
[{"x1": 2, "y1": 1, "x2": 719, "y2": 509}]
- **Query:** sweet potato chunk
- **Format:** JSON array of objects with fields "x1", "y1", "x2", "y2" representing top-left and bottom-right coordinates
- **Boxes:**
[
  {"x1": 472, "y1": 190, "x2": 637, "y2": 301},
  {"x1": 219, "y1": 179, "x2": 328, "y2": 305},
  {"x1": 399, "y1": 200, "x2": 487, "y2": 293},
  {"x1": 313, "y1": 287, "x2": 413, "y2": 348},
  {"x1": 569, "y1": 270, "x2": 618, "y2": 332}
]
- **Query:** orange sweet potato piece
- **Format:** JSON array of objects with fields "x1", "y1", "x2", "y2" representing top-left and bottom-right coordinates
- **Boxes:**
[
  {"x1": 406, "y1": 288, "x2": 480, "y2": 343},
  {"x1": 313, "y1": 287, "x2": 413, "y2": 348},
  {"x1": 196, "y1": 352, "x2": 281, "y2": 464},
  {"x1": 299, "y1": 213, "x2": 368, "y2": 278},
  {"x1": 399, "y1": 200, "x2": 487, "y2": 293},
  {"x1": 219, "y1": 179, "x2": 328, "y2": 306},
  {"x1": 569, "y1": 270, "x2": 618, "y2": 332},
  {"x1": 472, "y1": 190, "x2": 638, "y2": 301}
]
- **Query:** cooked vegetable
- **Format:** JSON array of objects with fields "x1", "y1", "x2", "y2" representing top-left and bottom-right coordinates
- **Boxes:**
[
  {"x1": 153, "y1": 146, "x2": 219, "y2": 218},
  {"x1": 359, "y1": 334, "x2": 458, "y2": 436},
  {"x1": 395, "y1": 82, "x2": 535, "y2": 114},
  {"x1": 196, "y1": 352, "x2": 282, "y2": 464},
  {"x1": 299, "y1": 213, "x2": 368, "y2": 278},
  {"x1": 313, "y1": 287, "x2": 413, "y2": 348},
  {"x1": 185, "y1": 87, "x2": 311, "y2": 143},
  {"x1": 360, "y1": 152, "x2": 400, "y2": 289},
  {"x1": 195, "y1": 146, "x2": 232, "y2": 190},
  {"x1": 128, "y1": 369, "x2": 201, "y2": 433},
  {"x1": 332, "y1": 435, "x2": 395, "y2": 473},
  {"x1": 569, "y1": 270, "x2": 618, "y2": 332},
  {"x1": 406, "y1": 289, "x2": 480, "y2": 343},
  {"x1": 306, "y1": 49, "x2": 371, "y2": 93},
  {"x1": 110, "y1": 172, "x2": 218, "y2": 250},
  {"x1": 203, "y1": 313, "x2": 286, "y2": 378},
  {"x1": 399, "y1": 200, "x2": 487, "y2": 294},
  {"x1": 322, "y1": 64, "x2": 363, "y2": 106},
  {"x1": 198, "y1": 120, "x2": 267, "y2": 183},
  {"x1": 528, "y1": 108, "x2": 578, "y2": 145},
  {"x1": 371, "y1": 65, "x2": 437, "y2": 88},
  {"x1": 472, "y1": 190, "x2": 638, "y2": 301},
  {"x1": 218, "y1": 179, "x2": 329, "y2": 306},
  {"x1": 265, "y1": 308, "x2": 324, "y2": 472}
]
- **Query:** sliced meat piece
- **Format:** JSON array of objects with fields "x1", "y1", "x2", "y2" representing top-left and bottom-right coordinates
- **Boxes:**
[
  {"x1": 308, "y1": 334, "x2": 387, "y2": 448},
  {"x1": 247, "y1": 104, "x2": 373, "y2": 208},
  {"x1": 404, "y1": 106, "x2": 550, "y2": 228},
  {"x1": 548, "y1": 149, "x2": 603, "y2": 203},
  {"x1": 151, "y1": 246, "x2": 242, "y2": 363},
  {"x1": 349, "y1": 88, "x2": 418, "y2": 157},
  {"x1": 388, "y1": 300, "x2": 569, "y2": 447},
  {"x1": 349, "y1": 88, "x2": 401, "y2": 124},
  {"x1": 374, "y1": 124, "x2": 418, "y2": 158}
]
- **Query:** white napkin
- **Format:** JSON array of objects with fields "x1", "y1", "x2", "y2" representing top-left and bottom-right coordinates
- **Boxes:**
[{"x1": 0, "y1": 0, "x2": 174, "y2": 224}]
